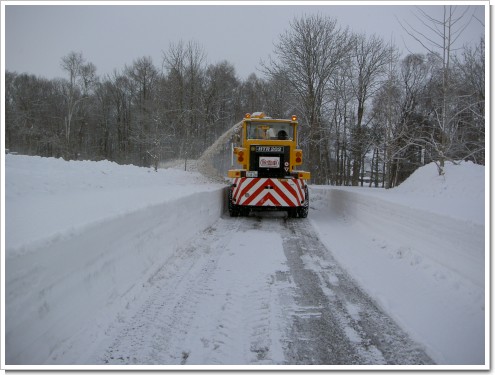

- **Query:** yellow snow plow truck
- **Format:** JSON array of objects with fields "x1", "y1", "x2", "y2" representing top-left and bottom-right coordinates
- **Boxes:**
[{"x1": 227, "y1": 112, "x2": 310, "y2": 218}]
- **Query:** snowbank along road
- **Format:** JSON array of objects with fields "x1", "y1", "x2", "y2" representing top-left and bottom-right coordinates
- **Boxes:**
[{"x1": 4, "y1": 156, "x2": 485, "y2": 368}]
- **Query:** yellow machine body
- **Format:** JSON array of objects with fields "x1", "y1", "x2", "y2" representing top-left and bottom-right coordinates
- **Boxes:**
[{"x1": 227, "y1": 112, "x2": 310, "y2": 218}]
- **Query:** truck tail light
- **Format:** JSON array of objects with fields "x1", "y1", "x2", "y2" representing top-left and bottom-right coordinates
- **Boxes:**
[{"x1": 295, "y1": 151, "x2": 302, "y2": 164}]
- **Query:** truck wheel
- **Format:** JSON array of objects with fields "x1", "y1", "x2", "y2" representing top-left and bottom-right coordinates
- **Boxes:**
[
  {"x1": 228, "y1": 187, "x2": 239, "y2": 217},
  {"x1": 297, "y1": 186, "x2": 309, "y2": 218}
]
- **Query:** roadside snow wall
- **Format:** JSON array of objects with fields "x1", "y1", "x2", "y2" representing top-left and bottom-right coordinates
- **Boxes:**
[
  {"x1": 6, "y1": 189, "x2": 225, "y2": 365},
  {"x1": 311, "y1": 187, "x2": 485, "y2": 365},
  {"x1": 318, "y1": 187, "x2": 484, "y2": 286}
]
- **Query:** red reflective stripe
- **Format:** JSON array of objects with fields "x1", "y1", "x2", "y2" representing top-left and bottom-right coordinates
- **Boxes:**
[
  {"x1": 238, "y1": 178, "x2": 264, "y2": 203},
  {"x1": 232, "y1": 178, "x2": 243, "y2": 200},
  {"x1": 234, "y1": 178, "x2": 257, "y2": 202},
  {"x1": 252, "y1": 185, "x2": 294, "y2": 207},
  {"x1": 232, "y1": 177, "x2": 241, "y2": 200},
  {"x1": 232, "y1": 178, "x2": 241, "y2": 200},
  {"x1": 234, "y1": 178, "x2": 305, "y2": 207},
  {"x1": 279, "y1": 180, "x2": 300, "y2": 204},
  {"x1": 256, "y1": 192, "x2": 279, "y2": 206},
  {"x1": 272, "y1": 182, "x2": 296, "y2": 206},
  {"x1": 294, "y1": 179, "x2": 304, "y2": 201},
  {"x1": 242, "y1": 179, "x2": 272, "y2": 206}
]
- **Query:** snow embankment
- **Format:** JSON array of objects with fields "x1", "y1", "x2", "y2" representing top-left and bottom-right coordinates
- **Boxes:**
[
  {"x1": 310, "y1": 161, "x2": 486, "y2": 365},
  {"x1": 5, "y1": 155, "x2": 225, "y2": 365}
]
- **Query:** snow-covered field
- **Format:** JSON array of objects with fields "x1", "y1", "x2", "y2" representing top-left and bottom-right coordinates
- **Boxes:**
[{"x1": 2, "y1": 155, "x2": 488, "y2": 369}]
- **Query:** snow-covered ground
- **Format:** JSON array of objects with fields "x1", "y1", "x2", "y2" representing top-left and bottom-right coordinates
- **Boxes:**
[{"x1": 2, "y1": 155, "x2": 488, "y2": 369}]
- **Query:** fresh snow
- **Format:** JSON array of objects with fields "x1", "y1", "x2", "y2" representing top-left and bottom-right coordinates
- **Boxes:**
[{"x1": 3, "y1": 155, "x2": 487, "y2": 368}]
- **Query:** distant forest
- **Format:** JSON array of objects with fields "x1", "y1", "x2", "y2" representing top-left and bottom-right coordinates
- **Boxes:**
[{"x1": 5, "y1": 11, "x2": 485, "y2": 186}]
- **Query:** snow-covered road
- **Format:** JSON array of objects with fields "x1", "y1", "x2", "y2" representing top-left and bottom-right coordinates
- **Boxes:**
[
  {"x1": 79, "y1": 215, "x2": 432, "y2": 366},
  {"x1": 3, "y1": 155, "x2": 487, "y2": 369}
]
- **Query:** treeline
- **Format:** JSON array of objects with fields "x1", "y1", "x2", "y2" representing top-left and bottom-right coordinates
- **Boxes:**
[{"x1": 5, "y1": 12, "x2": 485, "y2": 186}]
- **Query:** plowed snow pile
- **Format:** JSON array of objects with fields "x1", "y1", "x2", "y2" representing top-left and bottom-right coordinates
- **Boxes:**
[
  {"x1": 365, "y1": 161, "x2": 484, "y2": 224},
  {"x1": 6, "y1": 155, "x2": 224, "y2": 254}
]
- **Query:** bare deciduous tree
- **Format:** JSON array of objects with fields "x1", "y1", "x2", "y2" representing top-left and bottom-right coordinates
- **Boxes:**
[
  {"x1": 60, "y1": 51, "x2": 96, "y2": 159},
  {"x1": 162, "y1": 40, "x2": 207, "y2": 160},
  {"x1": 453, "y1": 38, "x2": 485, "y2": 164},
  {"x1": 399, "y1": 5, "x2": 477, "y2": 175},
  {"x1": 125, "y1": 56, "x2": 160, "y2": 168},
  {"x1": 350, "y1": 33, "x2": 393, "y2": 186},
  {"x1": 263, "y1": 14, "x2": 353, "y2": 184}
]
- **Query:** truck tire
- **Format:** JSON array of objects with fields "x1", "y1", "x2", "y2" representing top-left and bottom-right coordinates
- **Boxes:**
[
  {"x1": 297, "y1": 186, "x2": 309, "y2": 218},
  {"x1": 228, "y1": 187, "x2": 239, "y2": 217}
]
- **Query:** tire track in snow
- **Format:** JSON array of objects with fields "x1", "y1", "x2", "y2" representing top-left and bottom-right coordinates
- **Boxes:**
[
  {"x1": 280, "y1": 218, "x2": 434, "y2": 365},
  {"x1": 93, "y1": 216, "x2": 290, "y2": 365}
]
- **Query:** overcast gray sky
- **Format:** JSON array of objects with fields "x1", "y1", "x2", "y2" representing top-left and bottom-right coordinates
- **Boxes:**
[{"x1": 4, "y1": 1, "x2": 486, "y2": 81}]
